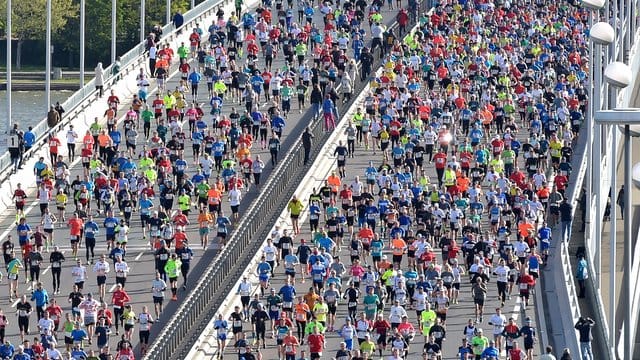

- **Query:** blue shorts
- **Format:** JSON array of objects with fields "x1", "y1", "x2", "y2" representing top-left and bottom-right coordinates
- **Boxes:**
[
  {"x1": 345, "y1": 338, "x2": 353, "y2": 350},
  {"x1": 218, "y1": 333, "x2": 227, "y2": 341}
]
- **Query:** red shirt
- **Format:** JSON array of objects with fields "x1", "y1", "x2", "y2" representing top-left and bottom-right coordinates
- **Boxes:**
[
  {"x1": 433, "y1": 152, "x2": 447, "y2": 169},
  {"x1": 111, "y1": 289, "x2": 131, "y2": 308},
  {"x1": 174, "y1": 231, "x2": 187, "y2": 250},
  {"x1": 45, "y1": 304, "x2": 63, "y2": 323},
  {"x1": 49, "y1": 137, "x2": 61, "y2": 153},
  {"x1": 307, "y1": 333, "x2": 324, "y2": 353},
  {"x1": 13, "y1": 189, "x2": 26, "y2": 205},
  {"x1": 491, "y1": 138, "x2": 504, "y2": 154},
  {"x1": 153, "y1": 99, "x2": 165, "y2": 114}
]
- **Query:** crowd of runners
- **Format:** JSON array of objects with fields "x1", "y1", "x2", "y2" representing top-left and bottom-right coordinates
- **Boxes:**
[
  {"x1": 0, "y1": 0, "x2": 414, "y2": 357},
  {"x1": 212, "y1": 0, "x2": 587, "y2": 359},
  {"x1": 0, "y1": 0, "x2": 588, "y2": 357}
]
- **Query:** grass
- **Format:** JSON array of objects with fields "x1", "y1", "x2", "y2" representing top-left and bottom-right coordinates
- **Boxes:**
[
  {"x1": 0, "y1": 78, "x2": 91, "y2": 85},
  {"x1": 0, "y1": 66, "x2": 81, "y2": 72}
]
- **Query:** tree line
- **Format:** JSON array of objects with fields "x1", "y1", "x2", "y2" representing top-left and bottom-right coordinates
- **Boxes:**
[{"x1": 0, "y1": 0, "x2": 193, "y2": 70}]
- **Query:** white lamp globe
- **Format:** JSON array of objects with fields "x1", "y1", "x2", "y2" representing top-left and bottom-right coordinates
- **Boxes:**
[
  {"x1": 590, "y1": 22, "x2": 615, "y2": 45},
  {"x1": 604, "y1": 62, "x2": 632, "y2": 89},
  {"x1": 581, "y1": 0, "x2": 606, "y2": 9}
]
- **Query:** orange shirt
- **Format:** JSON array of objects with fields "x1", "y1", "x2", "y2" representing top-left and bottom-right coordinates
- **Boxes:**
[
  {"x1": 207, "y1": 188, "x2": 221, "y2": 205},
  {"x1": 236, "y1": 147, "x2": 250, "y2": 161},
  {"x1": 456, "y1": 176, "x2": 470, "y2": 193},
  {"x1": 303, "y1": 293, "x2": 319, "y2": 308},
  {"x1": 327, "y1": 175, "x2": 341, "y2": 193},
  {"x1": 98, "y1": 134, "x2": 112, "y2": 147},
  {"x1": 282, "y1": 335, "x2": 299, "y2": 355},
  {"x1": 518, "y1": 222, "x2": 535, "y2": 238},
  {"x1": 391, "y1": 238, "x2": 406, "y2": 256},
  {"x1": 294, "y1": 303, "x2": 310, "y2": 322},
  {"x1": 83, "y1": 134, "x2": 94, "y2": 149},
  {"x1": 198, "y1": 212, "x2": 213, "y2": 227},
  {"x1": 68, "y1": 218, "x2": 84, "y2": 236}
]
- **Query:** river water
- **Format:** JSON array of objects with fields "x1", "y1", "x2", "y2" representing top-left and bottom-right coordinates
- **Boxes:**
[{"x1": 0, "y1": 90, "x2": 71, "y2": 134}]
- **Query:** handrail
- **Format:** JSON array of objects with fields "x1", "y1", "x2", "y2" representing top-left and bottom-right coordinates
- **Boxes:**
[
  {"x1": 142, "y1": 3, "x2": 430, "y2": 359},
  {"x1": 0, "y1": 0, "x2": 233, "y2": 182}
]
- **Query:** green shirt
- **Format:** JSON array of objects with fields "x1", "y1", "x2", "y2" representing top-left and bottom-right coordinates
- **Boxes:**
[
  {"x1": 178, "y1": 46, "x2": 189, "y2": 59},
  {"x1": 142, "y1": 110, "x2": 154, "y2": 124},
  {"x1": 90, "y1": 123, "x2": 102, "y2": 136},
  {"x1": 164, "y1": 258, "x2": 182, "y2": 277},
  {"x1": 471, "y1": 335, "x2": 489, "y2": 355},
  {"x1": 363, "y1": 294, "x2": 379, "y2": 314}
]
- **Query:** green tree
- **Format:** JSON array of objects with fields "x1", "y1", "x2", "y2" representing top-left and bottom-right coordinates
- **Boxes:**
[{"x1": 0, "y1": 0, "x2": 78, "y2": 69}]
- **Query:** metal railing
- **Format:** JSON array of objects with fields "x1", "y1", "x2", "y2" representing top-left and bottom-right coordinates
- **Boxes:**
[
  {"x1": 143, "y1": 3, "x2": 431, "y2": 359},
  {"x1": 0, "y1": 0, "x2": 233, "y2": 183}
]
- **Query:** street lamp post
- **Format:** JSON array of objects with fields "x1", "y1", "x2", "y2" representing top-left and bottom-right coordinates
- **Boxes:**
[
  {"x1": 45, "y1": 0, "x2": 52, "y2": 110},
  {"x1": 112, "y1": 0, "x2": 117, "y2": 64},
  {"x1": 80, "y1": 0, "x2": 85, "y2": 88},
  {"x1": 166, "y1": 0, "x2": 171, "y2": 26},
  {"x1": 6, "y1": 0, "x2": 12, "y2": 129},
  {"x1": 589, "y1": 20, "x2": 615, "y2": 354},
  {"x1": 140, "y1": 0, "x2": 146, "y2": 43},
  {"x1": 599, "y1": 60, "x2": 635, "y2": 360}
]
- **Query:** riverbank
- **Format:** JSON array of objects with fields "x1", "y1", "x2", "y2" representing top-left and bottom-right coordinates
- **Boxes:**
[{"x1": 0, "y1": 69, "x2": 88, "y2": 90}]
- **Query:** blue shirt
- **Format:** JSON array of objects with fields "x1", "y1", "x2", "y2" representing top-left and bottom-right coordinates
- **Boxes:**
[
  {"x1": 322, "y1": 98, "x2": 335, "y2": 114},
  {"x1": 24, "y1": 131, "x2": 36, "y2": 147},
  {"x1": 278, "y1": 284, "x2": 296, "y2": 302},
  {"x1": 104, "y1": 217, "x2": 119, "y2": 235},
  {"x1": 217, "y1": 217, "x2": 231, "y2": 233},
  {"x1": 188, "y1": 72, "x2": 202, "y2": 84}
]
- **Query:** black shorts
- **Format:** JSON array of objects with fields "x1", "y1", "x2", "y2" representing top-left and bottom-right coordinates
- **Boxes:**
[
  {"x1": 106, "y1": 234, "x2": 116, "y2": 241},
  {"x1": 231, "y1": 205, "x2": 239, "y2": 214},
  {"x1": 18, "y1": 317, "x2": 29, "y2": 331},
  {"x1": 153, "y1": 296, "x2": 164, "y2": 304},
  {"x1": 474, "y1": 298, "x2": 485, "y2": 306},
  {"x1": 328, "y1": 304, "x2": 337, "y2": 315},
  {"x1": 65, "y1": 336, "x2": 74, "y2": 345},
  {"x1": 125, "y1": 324, "x2": 134, "y2": 331},
  {"x1": 140, "y1": 330, "x2": 150, "y2": 343},
  {"x1": 97, "y1": 275, "x2": 107, "y2": 286}
]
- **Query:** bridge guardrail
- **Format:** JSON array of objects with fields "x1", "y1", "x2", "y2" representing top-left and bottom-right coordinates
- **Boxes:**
[{"x1": 0, "y1": 0, "x2": 234, "y2": 185}]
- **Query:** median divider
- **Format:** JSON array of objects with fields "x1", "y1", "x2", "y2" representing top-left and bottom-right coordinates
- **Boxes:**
[
  {"x1": 184, "y1": 50, "x2": 393, "y2": 360},
  {"x1": 141, "y1": 4, "x2": 435, "y2": 357}
]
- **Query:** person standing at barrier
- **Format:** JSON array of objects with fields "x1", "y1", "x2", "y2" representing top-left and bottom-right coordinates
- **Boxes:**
[
  {"x1": 576, "y1": 254, "x2": 588, "y2": 298},
  {"x1": 94, "y1": 63, "x2": 105, "y2": 98},
  {"x1": 558, "y1": 198, "x2": 573, "y2": 243},
  {"x1": 301, "y1": 127, "x2": 314, "y2": 166}
]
